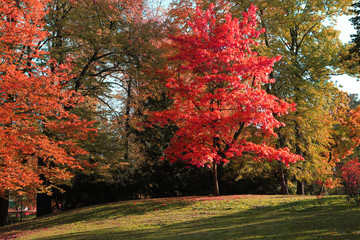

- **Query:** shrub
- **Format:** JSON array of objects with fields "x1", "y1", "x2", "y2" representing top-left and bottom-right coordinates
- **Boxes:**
[{"x1": 341, "y1": 159, "x2": 360, "y2": 204}]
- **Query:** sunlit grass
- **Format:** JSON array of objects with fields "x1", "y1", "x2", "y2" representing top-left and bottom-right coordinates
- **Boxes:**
[{"x1": 0, "y1": 195, "x2": 360, "y2": 239}]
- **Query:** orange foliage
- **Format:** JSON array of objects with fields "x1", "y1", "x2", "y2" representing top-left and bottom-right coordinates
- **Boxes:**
[
  {"x1": 331, "y1": 104, "x2": 360, "y2": 161},
  {"x1": 0, "y1": 0, "x2": 95, "y2": 195}
]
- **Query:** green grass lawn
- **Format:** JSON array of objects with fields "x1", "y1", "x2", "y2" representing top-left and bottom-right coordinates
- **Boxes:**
[{"x1": 1, "y1": 195, "x2": 360, "y2": 239}]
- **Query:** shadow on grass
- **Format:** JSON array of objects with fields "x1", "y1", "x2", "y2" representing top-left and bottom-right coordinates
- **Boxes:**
[
  {"x1": 2, "y1": 196, "x2": 360, "y2": 240},
  {"x1": 29, "y1": 196, "x2": 360, "y2": 240},
  {"x1": 0, "y1": 198, "x2": 194, "y2": 234}
]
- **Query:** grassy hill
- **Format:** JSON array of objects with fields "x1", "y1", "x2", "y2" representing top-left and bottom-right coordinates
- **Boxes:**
[{"x1": 1, "y1": 195, "x2": 360, "y2": 239}]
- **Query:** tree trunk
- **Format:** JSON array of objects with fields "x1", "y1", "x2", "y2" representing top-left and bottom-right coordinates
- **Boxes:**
[
  {"x1": 276, "y1": 134, "x2": 289, "y2": 195},
  {"x1": 318, "y1": 182, "x2": 326, "y2": 195},
  {"x1": 279, "y1": 163, "x2": 289, "y2": 195},
  {"x1": 0, "y1": 192, "x2": 9, "y2": 226},
  {"x1": 124, "y1": 78, "x2": 132, "y2": 162},
  {"x1": 37, "y1": 157, "x2": 53, "y2": 217},
  {"x1": 36, "y1": 193, "x2": 52, "y2": 217},
  {"x1": 296, "y1": 180, "x2": 305, "y2": 195},
  {"x1": 294, "y1": 120, "x2": 305, "y2": 195},
  {"x1": 212, "y1": 161, "x2": 220, "y2": 196},
  {"x1": 317, "y1": 153, "x2": 332, "y2": 196},
  {"x1": 217, "y1": 162, "x2": 225, "y2": 194}
]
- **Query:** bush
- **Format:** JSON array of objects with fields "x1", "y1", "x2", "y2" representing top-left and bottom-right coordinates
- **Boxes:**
[{"x1": 341, "y1": 159, "x2": 360, "y2": 204}]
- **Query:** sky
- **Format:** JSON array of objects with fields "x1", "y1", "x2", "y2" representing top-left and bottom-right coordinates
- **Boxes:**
[{"x1": 332, "y1": 15, "x2": 360, "y2": 96}]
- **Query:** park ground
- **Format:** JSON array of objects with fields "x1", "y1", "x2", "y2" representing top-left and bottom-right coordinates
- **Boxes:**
[{"x1": 0, "y1": 195, "x2": 360, "y2": 239}]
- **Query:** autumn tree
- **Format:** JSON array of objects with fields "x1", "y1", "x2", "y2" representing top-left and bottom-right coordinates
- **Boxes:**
[
  {"x1": 336, "y1": 1, "x2": 360, "y2": 165},
  {"x1": 35, "y1": 0, "x2": 138, "y2": 211},
  {"x1": 42, "y1": 0, "x2": 186, "y2": 204},
  {"x1": 44, "y1": 0, "x2": 172, "y2": 164},
  {"x1": 332, "y1": 104, "x2": 360, "y2": 158},
  {"x1": 149, "y1": 4, "x2": 302, "y2": 196},
  {"x1": 222, "y1": 0, "x2": 353, "y2": 194},
  {"x1": 0, "y1": 0, "x2": 93, "y2": 225},
  {"x1": 342, "y1": 159, "x2": 360, "y2": 204}
]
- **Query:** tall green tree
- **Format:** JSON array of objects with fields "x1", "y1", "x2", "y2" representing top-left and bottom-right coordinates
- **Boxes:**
[
  {"x1": 349, "y1": 1, "x2": 360, "y2": 67},
  {"x1": 30, "y1": 0, "x2": 147, "y2": 216},
  {"x1": 41, "y1": 0, "x2": 180, "y2": 207},
  {"x1": 225, "y1": 0, "x2": 353, "y2": 194},
  {"x1": 44, "y1": 0, "x2": 171, "y2": 163}
]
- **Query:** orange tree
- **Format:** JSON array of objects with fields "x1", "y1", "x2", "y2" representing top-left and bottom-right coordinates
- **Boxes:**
[{"x1": 0, "y1": 0, "x2": 94, "y2": 225}]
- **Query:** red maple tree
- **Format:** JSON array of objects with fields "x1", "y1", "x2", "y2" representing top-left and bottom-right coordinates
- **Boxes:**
[
  {"x1": 0, "y1": 0, "x2": 94, "y2": 195},
  {"x1": 342, "y1": 159, "x2": 360, "y2": 204},
  {"x1": 150, "y1": 4, "x2": 302, "y2": 195}
]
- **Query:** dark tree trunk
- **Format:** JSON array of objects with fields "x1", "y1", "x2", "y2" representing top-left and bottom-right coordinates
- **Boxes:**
[
  {"x1": 294, "y1": 120, "x2": 305, "y2": 195},
  {"x1": 276, "y1": 133, "x2": 289, "y2": 195},
  {"x1": 36, "y1": 193, "x2": 52, "y2": 217},
  {"x1": 218, "y1": 162, "x2": 225, "y2": 195},
  {"x1": 279, "y1": 163, "x2": 289, "y2": 195},
  {"x1": 318, "y1": 153, "x2": 332, "y2": 196},
  {"x1": 213, "y1": 161, "x2": 220, "y2": 196},
  {"x1": 319, "y1": 182, "x2": 326, "y2": 195},
  {"x1": 37, "y1": 157, "x2": 53, "y2": 217},
  {"x1": 124, "y1": 78, "x2": 132, "y2": 162},
  {"x1": 0, "y1": 193, "x2": 9, "y2": 226},
  {"x1": 296, "y1": 180, "x2": 305, "y2": 195}
]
